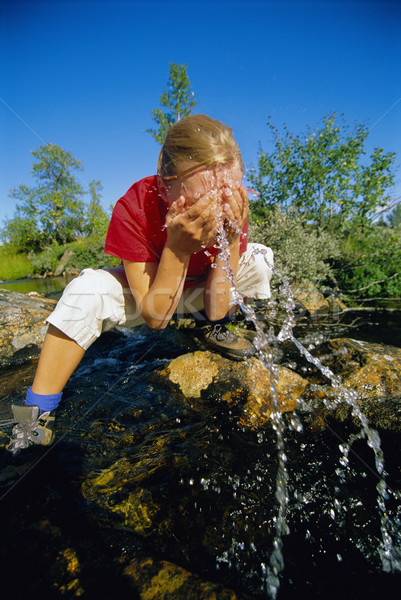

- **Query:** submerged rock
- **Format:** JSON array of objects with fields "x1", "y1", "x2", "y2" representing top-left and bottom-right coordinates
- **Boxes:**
[
  {"x1": 75, "y1": 335, "x2": 401, "y2": 598},
  {"x1": 156, "y1": 350, "x2": 308, "y2": 429},
  {"x1": 123, "y1": 556, "x2": 237, "y2": 599},
  {"x1": 0, "y1": 289, "x2": 56, "y2": 368}
]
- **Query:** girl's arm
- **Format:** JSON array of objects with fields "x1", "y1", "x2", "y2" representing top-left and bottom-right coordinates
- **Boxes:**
[{"x1": 124, "y1": 193, "x2": 219, "y2": 329}]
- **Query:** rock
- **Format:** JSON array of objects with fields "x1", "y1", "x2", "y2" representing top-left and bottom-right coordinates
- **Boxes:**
[
  {"x1": 54, "y1": 248, "x2": 74, "y2": 276},
  {"x1": 82, "y1": 458, "x2": 163, "y2": 536},
  {"x1": 123, "y1": 556, "x2": 237, "y2": 599},
  {"x1": 79, "y1": 413, "x2": 278, "y2": 587},
  {"x1": 304, "y1": 338, "x2": 401, "y2": 432},
  {"x1": 156, "y1": 350, "x2": 308, "y2": 429},
  {"x1": 0, "y1": 289, "x2": 56, "y2": 368},
  {"x1": 81, "y1": 428, "x2": 190, "y2": 535},
  {"x1": 291, "y1": 279, "x2": 329, "y2": 315},
  {"x1": 291, "y1": 280, "x2": 346, "y2": 318},
  {"x1": 167, "y1": 351, "x2": 219, "y2": 397}
]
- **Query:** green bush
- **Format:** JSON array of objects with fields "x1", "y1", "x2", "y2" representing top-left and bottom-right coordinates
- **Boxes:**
[
  {"x1": 334, "y1": 225, "x2": 401, "y2": 300},
  {"x1": 28, "y1": 237, "x2": 119, "y2": 275},
  {"x1": 68, "y1": 236, "x2": 120, "y2": 270},
  {"x1": 249, "y1": 205, "x2": 341, "y2": 287},
  {"x1": 28, "y1": 242, "x2": 66, "y2": 274}
]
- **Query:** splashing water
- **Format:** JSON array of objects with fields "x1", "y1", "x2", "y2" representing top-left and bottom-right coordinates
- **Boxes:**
[{"x1": 211, "y1": 212, "x2": 401, "y2": 597}]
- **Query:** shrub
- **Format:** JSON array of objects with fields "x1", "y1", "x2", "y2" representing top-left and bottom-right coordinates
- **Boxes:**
[
  {"x1": 28, "y1": 237, "x2": 120, "y2": 275},
  {"x1": 29, "y1": 242, "x2": 66, "y2": 274},
  {"x1": 68, "y1": 237, "x2": 120, "y2": 270},
  {"x1": 248, "y1": 205, "x2": 341, "y2": 287},
  {"x1": 334, "y1": 225, "x2": 401, "y2": 300}
]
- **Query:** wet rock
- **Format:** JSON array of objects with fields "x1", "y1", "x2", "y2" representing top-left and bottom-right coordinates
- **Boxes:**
[
  {"x1": 53, "y1": 546, "x2": 84, "y2": 597},
  {"x1": 81, "y1": 428, "x2": 190, "y2": 536},
  {"x1": 82, "y1": 458, "x2": 163, "y2": 536},
  {"x1": 80, "y1": 422, "x2": 274, "y2": 596},
  {"x1": 123, "y1": 556, "x2": 237, "y2": 599},
  {"x1": 156, "y1": 350, "x2": 308, "y2": 429},
  {"x1": 0, "y1": 289, "x2": 56, "y2": 368},
  {"x1": 305, "y1": 338, "x2": 401, "y2": 432}
]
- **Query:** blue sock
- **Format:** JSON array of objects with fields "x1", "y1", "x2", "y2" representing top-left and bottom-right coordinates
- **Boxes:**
[{"x1": 26, "y1": 387, "x2": 63, "y2": 414}]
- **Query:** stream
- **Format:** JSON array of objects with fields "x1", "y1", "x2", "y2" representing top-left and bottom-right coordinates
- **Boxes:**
[
  {"x1": 0, "y1": 274, "x2": 75, "y2": 298},
  {"x1": 0, "y1": 278, "x2": 401, "y2": 598}
]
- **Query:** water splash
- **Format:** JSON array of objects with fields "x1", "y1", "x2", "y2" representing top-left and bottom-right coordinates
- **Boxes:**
[{"x1": 212, "y1": 218, "x2": 401, "y2": 597}]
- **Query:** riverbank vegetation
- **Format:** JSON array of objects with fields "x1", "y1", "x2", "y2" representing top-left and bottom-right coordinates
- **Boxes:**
[
  {"x1": 247, "y1": 114, "x2": 400, "y2": 303},
  {"x1": 0, "y1": 246, "x2": 33, "y2": 281},
  {"x1": 0, "y1": 143, "x2": 119, "y2": 281},
  {"x1": 0, "y1": 64, "x2": 399, "y2": 304}
]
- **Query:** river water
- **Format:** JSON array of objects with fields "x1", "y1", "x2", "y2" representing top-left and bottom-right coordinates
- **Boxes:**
[
  {"x1": 0, "y1": 277, "x2": 401, "y2": 598},
  {"x1": 0, "y1": 274, "x2": 75, "y2": 298}
]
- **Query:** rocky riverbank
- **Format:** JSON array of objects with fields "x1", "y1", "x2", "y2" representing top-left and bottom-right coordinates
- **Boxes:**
[
  {"x1": 1, "y1": 288, "x2": 401, "y2": 598},
  {"x1": 0, "y1": 288, "x2": 57, "y2": 368}
]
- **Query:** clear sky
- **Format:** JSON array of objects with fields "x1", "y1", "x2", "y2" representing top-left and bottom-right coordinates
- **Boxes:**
[{"x1": 1, "y1": 0, "x2": 400, "y2": 225}]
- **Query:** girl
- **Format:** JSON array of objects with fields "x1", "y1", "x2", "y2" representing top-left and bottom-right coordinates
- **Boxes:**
[{"x1": 8, "y1": 114, "x2": 273, "y2": 452}]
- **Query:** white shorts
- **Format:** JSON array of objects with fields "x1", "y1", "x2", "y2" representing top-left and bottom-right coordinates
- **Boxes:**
[{"x1": 46, "y1": 243, "x2": 273, "y2": 350}]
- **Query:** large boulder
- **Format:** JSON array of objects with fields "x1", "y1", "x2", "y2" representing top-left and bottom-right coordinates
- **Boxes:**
[{"x1": 0, "y1": 289, "x2": 56, "y2": 368}]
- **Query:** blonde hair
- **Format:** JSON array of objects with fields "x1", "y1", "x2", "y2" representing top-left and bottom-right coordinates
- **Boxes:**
[{"x1": 157, "y1": 114, "x2": 243, "y2": 180}]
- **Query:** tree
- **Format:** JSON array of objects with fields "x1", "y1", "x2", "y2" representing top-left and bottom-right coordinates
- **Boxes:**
[
  {"x1": 0, "y1": 212, "x2": 45, "y2": 253},
  {"x1": 3, "y1": 144, "x2": 87, "y2": 249},
  {"x1": 84, "y1": 180, "x2": 110, "y2": 238},
  {"x1": 146, "y1": 62, "x2": 198, "y2": 144},
  {"x1": 247, "y1": 114, "x2": 396, "y2": 230}
]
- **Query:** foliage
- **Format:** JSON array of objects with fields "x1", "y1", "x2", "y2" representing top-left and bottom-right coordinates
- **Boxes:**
[
  {"x1": 0, "y1": 247, "x2": 33, "y2": 280},
  {"x1": 68, "y1": 237, "x2": 120, "y2": 270},
  {"x1": 333, "y1": 224, "x2": 401, "y2": 300},
  {"x1": 6, "y1": 144, "x2": 87, "y2": 247},
  {"x1": 247, "y1": 114, "x2": 396, "y2": 230},
  {"x1": 0, "y1": 214, "x2": 47, "y2": 253},
  {"x1": 249, "y1": 205, "x2": 341, "y2": 286},
  {"x1": 84, "y1": 181, "x2": 111, "y2": 238},
  {"x1": 146, "y1": 63, "x2": 198, "y2": 144},
  {"x1": 29, "y1": 237, "x2": 119, "y2": 275},
  {"x1": 1, "y1": 144, "x2": 111, "y2": 254},
  {"x1": 28, "y1": 242, "x2": 66, "y2": 274}
]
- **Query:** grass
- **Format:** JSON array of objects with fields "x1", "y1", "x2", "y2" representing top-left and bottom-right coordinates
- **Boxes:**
[{"x1": 0, "y1": 246, "x2": 33, "y2": 281}]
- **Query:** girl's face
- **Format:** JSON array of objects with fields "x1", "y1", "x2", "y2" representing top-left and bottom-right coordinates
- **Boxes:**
[{"x1": 161, "y1": 162, "x2": 243, "y2": 208}]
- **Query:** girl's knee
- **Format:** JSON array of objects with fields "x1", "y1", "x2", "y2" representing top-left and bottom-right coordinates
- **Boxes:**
[{"x1": 47, "y1": 269, "x2": 125, "y2": 348}]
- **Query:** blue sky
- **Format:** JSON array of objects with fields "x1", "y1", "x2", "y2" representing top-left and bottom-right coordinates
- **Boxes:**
[{"x1": 1, "y1": 0, "x2": 400, "y2": 226}]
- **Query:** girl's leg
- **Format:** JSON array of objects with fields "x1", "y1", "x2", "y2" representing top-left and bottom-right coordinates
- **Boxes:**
[
  {"x1": 8, "y1": 268, "x2": 142, "y2": 452},
  {"x1": 8, "y1": 326, "x2": 85, "y2": 452},
  {"x1": 31, "y1": 324, "x2": 86, "y2": 395}
]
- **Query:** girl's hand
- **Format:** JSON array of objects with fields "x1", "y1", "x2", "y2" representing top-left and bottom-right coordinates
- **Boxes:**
[
  {"x1": 165, "y1": 192, "x2": 220, "y2": 257},
  {"x1": 222, "y1": 185, "x2": 249, "y2": 244}
]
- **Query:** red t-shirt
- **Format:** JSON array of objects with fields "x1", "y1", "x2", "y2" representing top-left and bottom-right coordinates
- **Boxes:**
[{"x1": 104, "y1": 175, "x2": 248, "y2": 288}]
